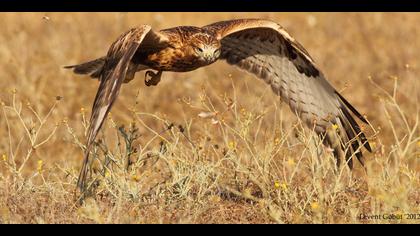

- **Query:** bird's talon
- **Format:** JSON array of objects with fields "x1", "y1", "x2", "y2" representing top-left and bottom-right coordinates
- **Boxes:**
[{"x1": 145, "y1": 71, "x2": 162, "y2": 87}]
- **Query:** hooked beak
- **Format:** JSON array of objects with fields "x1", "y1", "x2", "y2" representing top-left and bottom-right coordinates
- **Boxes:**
[
  {"x1": 203, "y1": 48, "x2": 221, "y2": 62},
  {"x1": 204, "y1": 53, "x2": 214, "y2": 62}
]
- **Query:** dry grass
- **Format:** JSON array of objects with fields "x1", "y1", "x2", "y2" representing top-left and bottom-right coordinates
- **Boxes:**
[{"x1": 0, "y1": 12, "x2": 419, "y2": 224}]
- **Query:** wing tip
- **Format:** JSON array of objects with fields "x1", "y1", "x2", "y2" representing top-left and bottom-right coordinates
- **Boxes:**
[
  {"x1": 335, "y1": 91, "x2": 369, "y2": 124},
  {"x1": 63, "y1": 65, "x2": 76, "y2": 69},
  {"x1": 338, "y1": 102, "x2": 373, "y2": 168},
  {"x1": 336, "y1": 92, "x2": 373, "y2": 152}
]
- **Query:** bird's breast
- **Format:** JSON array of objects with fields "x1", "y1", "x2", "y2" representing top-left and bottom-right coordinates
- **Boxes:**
[{"x1": 139, "y1": 48, "x2": 203, "y2": 72}]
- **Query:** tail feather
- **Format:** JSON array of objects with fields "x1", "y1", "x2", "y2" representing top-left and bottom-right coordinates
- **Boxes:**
[{"x1": 64, "y1": 57, "x2": 106, "y2": 79}]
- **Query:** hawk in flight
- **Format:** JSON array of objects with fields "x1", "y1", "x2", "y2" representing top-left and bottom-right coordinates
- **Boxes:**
[{"x1": 65, "y1": 19, "x2": 372, "y2": 191}]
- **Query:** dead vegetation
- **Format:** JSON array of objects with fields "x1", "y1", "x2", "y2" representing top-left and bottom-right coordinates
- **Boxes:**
[{"x1": 0, "y1": 13, "x2": 419, "y2": 224}]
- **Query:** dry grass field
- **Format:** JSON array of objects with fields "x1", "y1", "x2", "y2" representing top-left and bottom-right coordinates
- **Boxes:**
[{"x1": 0, "y1": 12, "x2": 419, "y2": 224}]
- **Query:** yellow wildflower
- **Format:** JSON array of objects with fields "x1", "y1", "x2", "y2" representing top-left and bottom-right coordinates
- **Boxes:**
[
  {"x1": 2, "y1": 154, "x2": 7, "y2": 162},
  {"x1": 376, "y1": 194, "x2": 385, "y2": 201},
  {"x1": 287, "y1": 158, "x2": 296, "y2": 166},
  {"x1": 228, "y1": 141, "x2": 236, "y2": 150},
  {"x1": 332, "y1": 124, "x2": 339, "y2": 131},
  {"x1": 281, "y1": 183, "x2": 288, "y2": 191},
  {"x1": 209, "y1": 195, "x2": 221, "y2": 203},
  {"x1": 243, "y1": 188, "x2": 252, "y2": 197},
  {"x1": 274, "y1": 181, "x2": 288, "y2": 191},
  {"x1": 37, "y1": 160, "x2": 43, "y2": 173},
  {"x1": 311, "y1": 202, "x2": 320, "y2": 211},
  {"x1": 131, "y1": 175, "x2": 140, "y2": 182},
  {"x1": 370, "y1": 141, "x2": 377, "y2": 150}
]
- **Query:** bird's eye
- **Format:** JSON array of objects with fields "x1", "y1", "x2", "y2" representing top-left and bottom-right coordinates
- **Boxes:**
[{"x1": 195, "y1": 46, "x2": 204, "y2": 53}]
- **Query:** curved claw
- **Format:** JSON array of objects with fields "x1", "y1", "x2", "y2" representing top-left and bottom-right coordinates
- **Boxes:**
[{"x1": 145, "y1": 70, "x2": 162, "y2": 86}]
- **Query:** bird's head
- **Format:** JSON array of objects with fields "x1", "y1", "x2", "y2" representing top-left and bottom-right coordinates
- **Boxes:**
[{"x1": 189, "y1": 35, "x2": 221, "y2": 65}]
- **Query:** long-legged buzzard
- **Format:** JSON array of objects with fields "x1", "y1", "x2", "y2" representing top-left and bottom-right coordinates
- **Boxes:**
[{"x1": 65, "y1": 19, "x2": 372, "y2": 191}]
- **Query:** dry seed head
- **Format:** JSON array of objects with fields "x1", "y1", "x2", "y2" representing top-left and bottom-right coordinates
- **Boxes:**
[
  {"x1": 211, "y1": 118, "x2": 219, "y2": 125},
  {"x1": 307, "y1": 15, "x2": 317, "y2": 27},
  {"x1": 325, "y1": 147, "x2": 335, "y2": 154},
  {"x1": 198, "y1": 111, "x2": 216, "y2": 119}
]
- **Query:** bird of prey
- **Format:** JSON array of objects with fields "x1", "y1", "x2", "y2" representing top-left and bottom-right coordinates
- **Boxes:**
[{"x1": 65, "y1": 19, "x2": 372, "y2": 191}]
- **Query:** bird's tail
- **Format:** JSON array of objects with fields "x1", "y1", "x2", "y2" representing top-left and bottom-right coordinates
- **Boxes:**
[{"x1": 64, "y1": 57, "x2": 106, "y2": 79}]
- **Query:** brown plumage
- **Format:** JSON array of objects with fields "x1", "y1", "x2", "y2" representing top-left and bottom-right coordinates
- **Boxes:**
[{"x1": 65, "y1": 19, "x2": 372, "y2": 191}]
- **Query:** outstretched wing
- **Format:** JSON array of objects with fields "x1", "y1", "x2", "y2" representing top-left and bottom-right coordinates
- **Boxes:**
[
  {"x1": 205, "y1": 19, "x2": 371, "y2": 167},
  {"x1": 76, "y1": 25, "x2": 169, "y2": 189}
]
